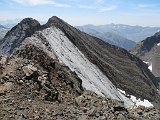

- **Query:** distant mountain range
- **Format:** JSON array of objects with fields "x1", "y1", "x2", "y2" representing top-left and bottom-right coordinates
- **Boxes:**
[
  {"x1": 76, "y1": 24, "x2": 160, "y2": 50},
  {"x1": 76, "y1": 26, "x2": 135, "y2": 50},
  {"x1": 0, "y1": 24, "x2": 9, "y2": 43},
  {"x1": 0, "y1": 19, "x2": 21, "y2": 28}
]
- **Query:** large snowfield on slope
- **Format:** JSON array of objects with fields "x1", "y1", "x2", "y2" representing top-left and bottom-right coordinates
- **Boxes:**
[
  {"x1": 41, "y1": 26, "x2": 155, "y2": 108},
  {"x1": 40, "y1": 27, "x2": 134, "y2": 107}
]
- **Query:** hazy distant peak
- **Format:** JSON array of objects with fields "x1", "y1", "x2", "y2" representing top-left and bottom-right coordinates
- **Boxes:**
[
  {"x1": 0, "y1": 24, "x2": 6, "y2": 29},
  {"x1": 77, "y1": 24, "x2": 160, "y2": 42}
]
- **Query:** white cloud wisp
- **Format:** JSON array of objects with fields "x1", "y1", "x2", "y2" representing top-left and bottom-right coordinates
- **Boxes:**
[{"x1": 12, "y1": 0, "x2": 70, "y2": 7}]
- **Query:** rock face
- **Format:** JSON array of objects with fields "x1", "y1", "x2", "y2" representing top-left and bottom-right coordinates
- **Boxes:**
[
  {"x1": 0, "y1": 24, "x2": 9, "y2": 43},
  {"x1": 15, "y1": 26, "x2": 135, "y2": 107},
  {"x1": 44, "y1": 16, "x2": 159, "y2": 106},
  {"x1": 152, "y1": 46, "x2": 160, "y2": 77},
  {"x1": 0, "y1": 18, "x2": 40, "y2": 55},
  {"x1": 131, "y1": 32, "x2": 160, "y2": 79},
  {"x1": 131, "y1": 32, "x2": 160, "y2": 62}
]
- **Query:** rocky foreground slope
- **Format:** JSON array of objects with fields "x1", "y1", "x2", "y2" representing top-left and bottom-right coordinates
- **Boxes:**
[
  {"x1": 0, "y1": 16, "x2": 160, "y2": 119},
  {"x1": 0, "y1": 38, "x2": 160, "y2": 120}
]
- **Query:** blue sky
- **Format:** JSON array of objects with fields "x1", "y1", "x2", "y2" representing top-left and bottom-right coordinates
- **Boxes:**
[{"x1": 0, "y1": 0, "x2": 160, "y2": 26}]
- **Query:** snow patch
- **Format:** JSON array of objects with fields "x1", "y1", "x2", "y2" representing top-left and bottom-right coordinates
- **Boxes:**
[
  {"x1": 157, "y1": 43, "x2": 160, "y2": 46},
  {"x1": 41, "y1": 27, "x2": 134, "y2": 107},
  {"x1": 118, "y1": 89, "x2": 153, "y2": 107},
  {"x1": 143, "y1": 61, "x2": 152, "y2": 72},
  {"x1": 143, "y1": 61, "x2": 149, "y2": 64},
  {"x1": 130, "y1": 96, "x2": 153, "y2": 107},
  {"x1": 118, "y1": 89, "x2": 125, "y2": 95},
  {"x1": 148, "y1": 63, "x2": 152, "y2": 72}
]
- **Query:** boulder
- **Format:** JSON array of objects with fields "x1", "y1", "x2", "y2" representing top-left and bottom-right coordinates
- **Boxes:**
[
  {"x1": 22, "y1": 64, "x2": 37, "y2": 77},
  {"x1": 0, "y1": 56, "x2": 7, "y2": 65}
]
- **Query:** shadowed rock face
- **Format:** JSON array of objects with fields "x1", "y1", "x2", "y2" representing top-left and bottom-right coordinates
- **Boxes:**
[
  {"x1": 44, "y1": 16, "x2": 159, "y2": 104},
  {"x1": 152, "y1": 46, "x2": 160, "y2": 77},
  {"x1": 131, "y1": 32, "x2": 160, "y2": 62},
  {"x1": 0, "y1": 18, "x2": 41, "y2": 55},
  {"x1": 131, "y1": 32, "x2": 160, "y2": 79},
  {"x1": 0, "y1": 24, "x2": 9, "y2": 42}
]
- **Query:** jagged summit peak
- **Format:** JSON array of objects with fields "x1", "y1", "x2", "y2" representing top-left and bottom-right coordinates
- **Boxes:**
[
  {"x1": 4, "y1": 17, "x2": 41, "y2": 38},
  {"x1": 0, "y1": 17, "x2": 41, "y2": 55},
  {"x1": 45, "y1": 16, "x2": 67, "y2": 27},
  {"x1": 48, "y1": 16, "x2": 61, "y2": 21},
  {"x1": 0, "y1": 24, "x2": 6, "y2": 29},
  {"x1": 6, "y1": 17, "x2": 40, "y2": 34},
  {"x1": 20, "y1": 18, "x2": 36, "y2": 22},
  {"x1": 17, "y1": 17, "x2": 40, "y2": 28}
]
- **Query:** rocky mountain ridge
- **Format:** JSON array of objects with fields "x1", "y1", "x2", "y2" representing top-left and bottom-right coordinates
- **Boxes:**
[
  {"x1": 0, "y1": 16, "x2": 160, "y2": 119},
  {"x1": 0, "y1": 33, "x2": 159, "y2": 120},
  {"x1": 47, "y1": 16, "x2": 159, "y2": 105}
]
